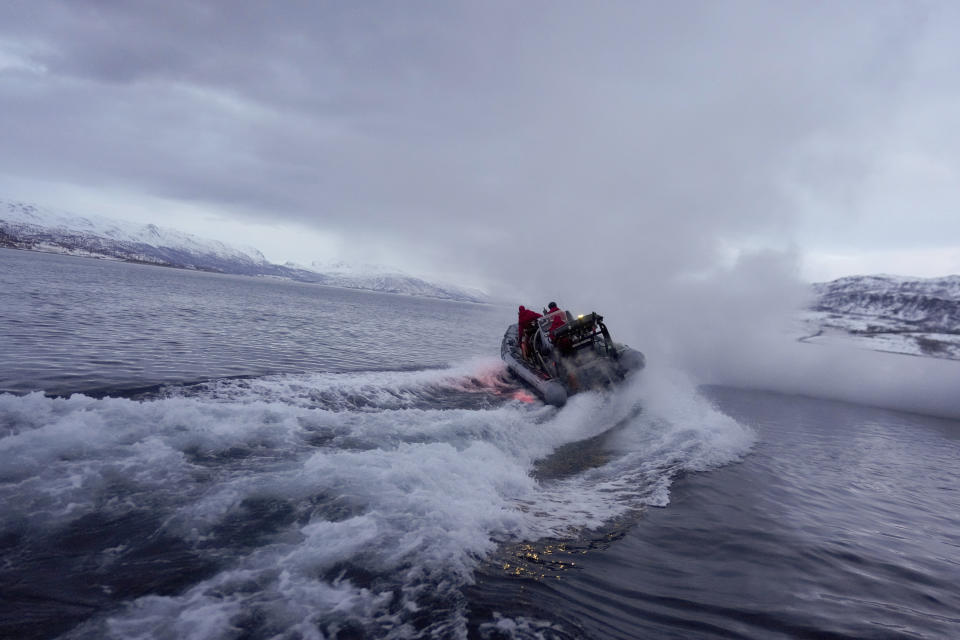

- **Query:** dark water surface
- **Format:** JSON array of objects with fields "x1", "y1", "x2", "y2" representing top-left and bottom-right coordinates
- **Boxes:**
[
  {"x1": 2, "y1": 249, "x2": 959, "y2": 639},
  {"x1": 0, "y1": 249, "x2": 498, "y2": 396},
  {"x1": 468, "y1": 389, "x2": 960, "y2": 639}
]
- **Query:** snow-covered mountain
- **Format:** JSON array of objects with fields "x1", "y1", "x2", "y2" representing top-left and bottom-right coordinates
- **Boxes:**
[
  {"x1": 1, "y1": 200, "x2": 271, "y2": 274},
  {"x1": 0, "y1": 200, "x2": 488, "y2": 303},
  {"x1": 296, "y1": 260, "x2": 489, "y2": 303},
  {"x1": 803, "y1": 274, "x2": 960, "y2": 359}
]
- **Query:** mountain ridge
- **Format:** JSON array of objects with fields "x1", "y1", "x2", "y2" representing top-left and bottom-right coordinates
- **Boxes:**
[
  {"x1": 805, "y1": 273, "x2": 960, "y2": 359},
  {"x1": 0, "y1": 199, "x2": 488, "y2": 303}
]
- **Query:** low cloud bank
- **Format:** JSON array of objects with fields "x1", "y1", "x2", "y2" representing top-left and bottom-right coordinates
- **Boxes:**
[
  {"x1": 532, "y1": 249, "x2": 960, "y2": 420},
  {"x1": 662, "y1": 255, "x2": 960, "y2": 420}
]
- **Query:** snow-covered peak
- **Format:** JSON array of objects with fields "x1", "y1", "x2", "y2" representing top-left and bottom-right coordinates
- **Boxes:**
[
  {"x1": 293, "y1": 260, "x2": 487, "y2": 302},
  {"x1": 805, "y1": 273, "x2": 960, "y2": 360},
  {"x1": 1, "y1": 199, "x2": 268, "y2": 264},
  {"x1": 307, "y1": 260, "x2": 409, "y2": 277},
  {"x1": 814, "y1": 274, "x2": 960, "y2": 302},
  {"x1": 2, "y1": 198, "x2": 489, "y2": 303}
]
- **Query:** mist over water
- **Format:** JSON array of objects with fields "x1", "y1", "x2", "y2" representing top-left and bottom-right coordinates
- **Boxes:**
[{"x1": 552, "y1": 248, "x2": 960, "y2": 421}]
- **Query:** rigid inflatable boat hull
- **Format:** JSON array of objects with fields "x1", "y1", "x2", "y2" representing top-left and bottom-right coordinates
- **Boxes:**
[{"x1": 500, "y1": 323, "x2": 644, "y2": 407}]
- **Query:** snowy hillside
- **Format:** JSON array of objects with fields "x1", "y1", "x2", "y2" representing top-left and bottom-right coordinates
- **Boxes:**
[
  {"x1": 300, "y1": 261, "x2": 489, "y2": 304},
  {"x1": 0, "y1": 200, "x2": 270, "y2": 273},
  {"x1": 802, "y1": 274, "x2": 960, "y2": 359},
  {"x1": 0, "y1": 199, "x2": 488, "y2": 303}
]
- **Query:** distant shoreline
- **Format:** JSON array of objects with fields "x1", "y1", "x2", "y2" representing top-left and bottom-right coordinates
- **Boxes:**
[{"x1": 0, "y1": 245, "x2": 490, "y2": 305}]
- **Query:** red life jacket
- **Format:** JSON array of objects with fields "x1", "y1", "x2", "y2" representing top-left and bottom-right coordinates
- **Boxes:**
[
  {"x1": 518, "y1": 306, "x2": 542, "y2": 340},
  {"x1": 547, "y1": 309, "x2": 566, "y2": 334}
]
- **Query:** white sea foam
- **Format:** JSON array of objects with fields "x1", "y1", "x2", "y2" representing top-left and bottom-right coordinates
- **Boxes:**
[{"x1": 0, "y1": 360, "x2": 752, "y2": 638}]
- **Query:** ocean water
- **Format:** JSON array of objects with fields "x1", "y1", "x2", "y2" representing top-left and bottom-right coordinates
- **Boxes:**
[{"x1": 1, "y1": 248, "x2": 958, "y2": 640}]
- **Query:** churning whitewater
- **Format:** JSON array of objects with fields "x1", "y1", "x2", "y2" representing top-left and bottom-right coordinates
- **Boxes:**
[{"x1": 1, "y1": 361, "x2": 752, "y2": 639}]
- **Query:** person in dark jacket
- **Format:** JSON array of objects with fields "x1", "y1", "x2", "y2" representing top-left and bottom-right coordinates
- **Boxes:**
[{"x1": 517, "y1": 305, "x2": 542, "y2": 359}]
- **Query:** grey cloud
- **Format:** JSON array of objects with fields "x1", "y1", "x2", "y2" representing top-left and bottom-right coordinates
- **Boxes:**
[{"x1": 0, "y1": 0, "x2": 955, "y2": 304}]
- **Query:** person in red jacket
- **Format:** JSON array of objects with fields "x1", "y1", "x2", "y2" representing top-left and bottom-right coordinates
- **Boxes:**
[
  {"x1": 545, "y1": 301, "x2": 567, "y2": 334},
  {"x1": 517, "y1": 305, "x2": 542, "y2": 359}
]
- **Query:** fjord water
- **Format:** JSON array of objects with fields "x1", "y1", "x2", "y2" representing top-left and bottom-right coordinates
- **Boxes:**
[
  {"x1": 2, "y1": 248, "x2": 958, "y2": 640},
  {"x1": 0, "y1": 249, "x2": 496, "y2": 397}
]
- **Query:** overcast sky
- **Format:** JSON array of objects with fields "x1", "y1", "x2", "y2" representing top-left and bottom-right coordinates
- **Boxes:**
[{"x1": 1, "y1": 1, "x2": 959, "y2": 298}]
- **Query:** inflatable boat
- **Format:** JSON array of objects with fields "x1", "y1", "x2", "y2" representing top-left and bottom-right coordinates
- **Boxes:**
[{"x1": 501, "y1": 310, "x2": 644, "y2": 406}]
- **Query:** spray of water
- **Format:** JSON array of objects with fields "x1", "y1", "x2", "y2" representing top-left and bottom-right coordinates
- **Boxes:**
[{"x1": 0, "y1": 358, "x2": 753, "y2": 639}]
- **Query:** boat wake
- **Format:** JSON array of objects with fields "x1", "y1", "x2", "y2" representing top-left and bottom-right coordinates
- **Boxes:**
[{"x1": 0, "y1": 360, "x2": 753, "y2": 639}]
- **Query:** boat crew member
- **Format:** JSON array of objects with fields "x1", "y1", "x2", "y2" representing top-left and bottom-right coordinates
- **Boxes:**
[
  {"x1": 544, "y1": 301, "x2": 574, "y2": 354},
  {"x1": 544, "y1": 301, "x2": 567, "y2": 336},
  {"x1": 517, "y1": 305, "x2": 542, "y2": 359}
]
